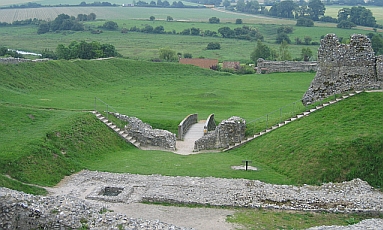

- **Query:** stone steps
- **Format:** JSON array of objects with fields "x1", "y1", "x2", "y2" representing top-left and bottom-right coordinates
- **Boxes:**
[
  {"x1": 92, "y1": 111, "x2": 140, "y2": 148},
  {"x1": 223, "y1": 91, "x2": 362, "y2": 152}
]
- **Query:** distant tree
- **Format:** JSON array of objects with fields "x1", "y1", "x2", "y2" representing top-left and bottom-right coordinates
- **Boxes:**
[
  {"x1": 51, "y1": 13, "x2": 71, "y2": 31},
  {"x1": 190, "y1": 27, "x2": 200, "y2": 36},
  {"x1": 223, "y1": 0, "x2": 231, "y2": 7},
  {"x1": 319, "y1": 16, "x2": 337, "y2": 23},
  {"x1": 183, "y1": 53, "x2": 192, "y2": 58},
  {"x1": 235, "y1": 18, "x2": 243, "y2": 24},
  {"x1": 301, "y1": 47, "x2": 313, "y2": 61},
  {"x1": 338, "y1": 6, "x2": 376, "y2": 27},
  {"x1": 304, "y1": 36, "x2": 312, "y2": 45},
  {"x1": 277, "y1": 26, "x2": 293, "y2": 34},
  {"x1": 159, "y1": 47, "x2": 177, "y2": 61},
  {"x1": 87, "y1": 13, "x2": 97, "y2": 21},
  {"x1": 295, "y1": 37, "x2": 302, "y2": 45},
  {"x1": 180, "y1": 28, "x2": 191, "y2": 35},
  {"x1": 236, "y1": 0, "x2": 246, "y2": 12},
  {"x1": 276, "y1": 32, "x2": 291, "y2": 44},
  {"x1": 206, "y1": 42, "x2": 221, "y2": 50},
  {"x1": 296, "y1": 17, "x2": 314, "y2": 27},
  {"x1": 251, "y1": 40, "x2": 275, "y2": 64},
  {"x1": 307, "y1": 0, "x2": 325, "y2": 21},
  {"x1": 278, "y1": 40, "x2": 291, "y2": 61},
  {"x1": 150, "y1": 16, "x2": 155, "y2": 21},
  {"x1": 77, "y1": 14, "x2": 88, "y2": 21},
  {"x1": 102, "y1": 21, "x2": 118, "y2": 30},
  {"x1": 150, "y1": 1, "x2": 156, "y2": 5},
  {"x1": 142, "y1": 25, "x2": 154, "y2": 33},
  {"x1": 163, "y1": 0, "x2": 170, "y2": 7},
  {"x1": 37, "y1": 22, "x2": 50, "y2": 34},
  {"x1": 209, "y1": 17, "x2": 220, "y2": 23},
  {"x1": 371, "y1": 34, "x2": 383, "y2": 55},
  {"x1": 337, "y1": 20, "x2": 356, "y2": 29},
  {"x1": 166, "y1": 16, "x2": 173, "y2": 21},
  {"x1": 153, "y1": 25, "x2": 165, "y2": 33},
  {"x1": 218, "y1": 27, "x2": 234, "y2": 38}
]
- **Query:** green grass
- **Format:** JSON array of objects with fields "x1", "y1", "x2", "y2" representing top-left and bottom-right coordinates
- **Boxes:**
[
  {"x1": 233, "y1": 92, "x2": 383, "y2": 188},
  {"x1": 0, "y1": 56, "x2": 382, "y2": 229},
  {"x1": 0, "y1": 174, "x2": 47, "y2": 195},
  {"x1": 227, "y1": 208, "x2": 383, "y2": 229},
  {"x1": 0, "y1": 59, "x2": 314, "y2": 131}
]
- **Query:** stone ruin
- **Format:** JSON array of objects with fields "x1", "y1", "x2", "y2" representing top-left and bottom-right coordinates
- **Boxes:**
[
  {"x1": 115, "y1": 114, "x2": 176, "y2": 151},
  {"x1": 256, "y1": 58, "x2": 317, "y2": 74},
  {"x1": 194, "y1": 116, "x2": 246, "y2": 151},
  {"x1": 302, "y1": 34, "x2": 383, "y2": 105},
  {"x1": 0, "y1": 57, "x2": 49, "y2": 64}
]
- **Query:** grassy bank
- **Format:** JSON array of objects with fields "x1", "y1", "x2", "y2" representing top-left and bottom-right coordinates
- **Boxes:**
[{"x1": 1, "y1": 58, "x2": 382, "y2": 190}]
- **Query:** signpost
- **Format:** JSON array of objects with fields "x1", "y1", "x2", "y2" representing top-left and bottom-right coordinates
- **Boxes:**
[{"x1": 242, "y1": 160, "x2": 252, "y2": 171}]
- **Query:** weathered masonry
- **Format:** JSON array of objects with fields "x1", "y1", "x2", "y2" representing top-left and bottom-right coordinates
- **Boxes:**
[
  {"x1": 302, "y1": 34, "x2": 383, "y2": 105},
  {"x1": 256, "y1": 59, "x2": 317, "y2": 74}
]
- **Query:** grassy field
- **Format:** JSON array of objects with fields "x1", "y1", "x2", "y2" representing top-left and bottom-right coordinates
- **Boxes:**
[
  {"x1": 325, "y1": 5, "x2": 383, "y2": 25},
  {"x1": 0, "y1": 58, "x2": 382, "y2": 228},
  {"x1": 0, "y1": 15, "x2": 376, "y2": 62}
]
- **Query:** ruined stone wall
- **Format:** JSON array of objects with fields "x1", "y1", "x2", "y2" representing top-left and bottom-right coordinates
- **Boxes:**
[
  {"x1": 256, "y1": 59, "x2": 317, "y2": 74},
  {"x1": 194, "y1": 116, "x2": 245, "y2": 151},
  {"x1": 0, "y1": 57, "x2": 49, "y2": 64},
  {"x1": 115, "y1": 114, "x2": 176, "y2": 151},
  {"x1": 302, "y1": 34, "x2": 382, "y2": 105}
]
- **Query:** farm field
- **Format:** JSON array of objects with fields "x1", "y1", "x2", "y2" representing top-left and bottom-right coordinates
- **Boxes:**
[
  {"x1": 325, "y1": 5, "x2": 383, "y2": 25},
  {"x1": 0, "y1": 8, "x2": 377, "y2": 62}
]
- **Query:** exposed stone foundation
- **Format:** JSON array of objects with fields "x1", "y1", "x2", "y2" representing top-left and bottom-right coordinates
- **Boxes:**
[
  {"x1": 194, "y1": 116, "x2": 245, "y2": 151},
  {"x1": 256, "y1": 59, "x2": 317, "y2": 74},
  {"x1": 115, "y1": 114, "x2": 176, "y2": 151},
  {"x1": 0, "y1": 57, "x2": 49, "y2": 64},
  {"x1": 302, "y1": 34, "x2": 382, "y2": 105}
]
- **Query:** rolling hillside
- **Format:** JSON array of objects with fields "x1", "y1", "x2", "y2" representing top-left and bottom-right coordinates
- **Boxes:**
[{"x1": 0, "y1": 58, "x2": 382, "y2": 194}]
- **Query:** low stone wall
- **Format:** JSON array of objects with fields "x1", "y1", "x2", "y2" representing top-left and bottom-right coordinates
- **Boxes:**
[
  {"x1": 115, "y1": 114, "x2": 176, "y2": 151},
  {"x1": 0, "y1": 57, "x2": 49, "y2": 64},
  {"x1": 194, "y1": 116, "x2": 246, "y2": 151},
  {"x1": 178, "y1": 113, "x2": 197, "y2": 140},
  {"x1": 256, "y1": 59, "x2": 317, "y2": 74}
]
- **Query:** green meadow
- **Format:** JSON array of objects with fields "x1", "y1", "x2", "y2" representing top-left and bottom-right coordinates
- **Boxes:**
[
  {"x1": 0, "y1": 58, "x2": 382, "y2": 228},
  {"x1": 0, "y1": 4, "x2": 383, "y2": 228}
]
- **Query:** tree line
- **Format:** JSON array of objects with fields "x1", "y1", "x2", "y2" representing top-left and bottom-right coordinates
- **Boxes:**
[
  {"x1": 225, "y1": 0, "x2": 381, "y2": 29},
  {"x1": 37, "y1": 13, "x2": 96, "y2": 34},
  {"x1": 1, "y1": 1, "x2": 117, "y2": 9}
]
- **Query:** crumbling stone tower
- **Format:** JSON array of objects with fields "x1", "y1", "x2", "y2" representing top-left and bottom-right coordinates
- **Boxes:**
[{"x1": 302, "y1": 34, "x2": 382, "y2": 105}]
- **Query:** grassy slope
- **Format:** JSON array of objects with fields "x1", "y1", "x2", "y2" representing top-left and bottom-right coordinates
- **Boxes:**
[
  {"x1": 0, "y1": 59, "x2": 382, "y2": 192},
  {"x1": 233, "y1": 92, "x2": 383, "y2": 188}
]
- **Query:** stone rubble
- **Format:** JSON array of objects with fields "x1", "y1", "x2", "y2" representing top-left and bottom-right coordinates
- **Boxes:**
[{"x1": 1, "y1": 170, "x2": 383, "y2": 229}]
